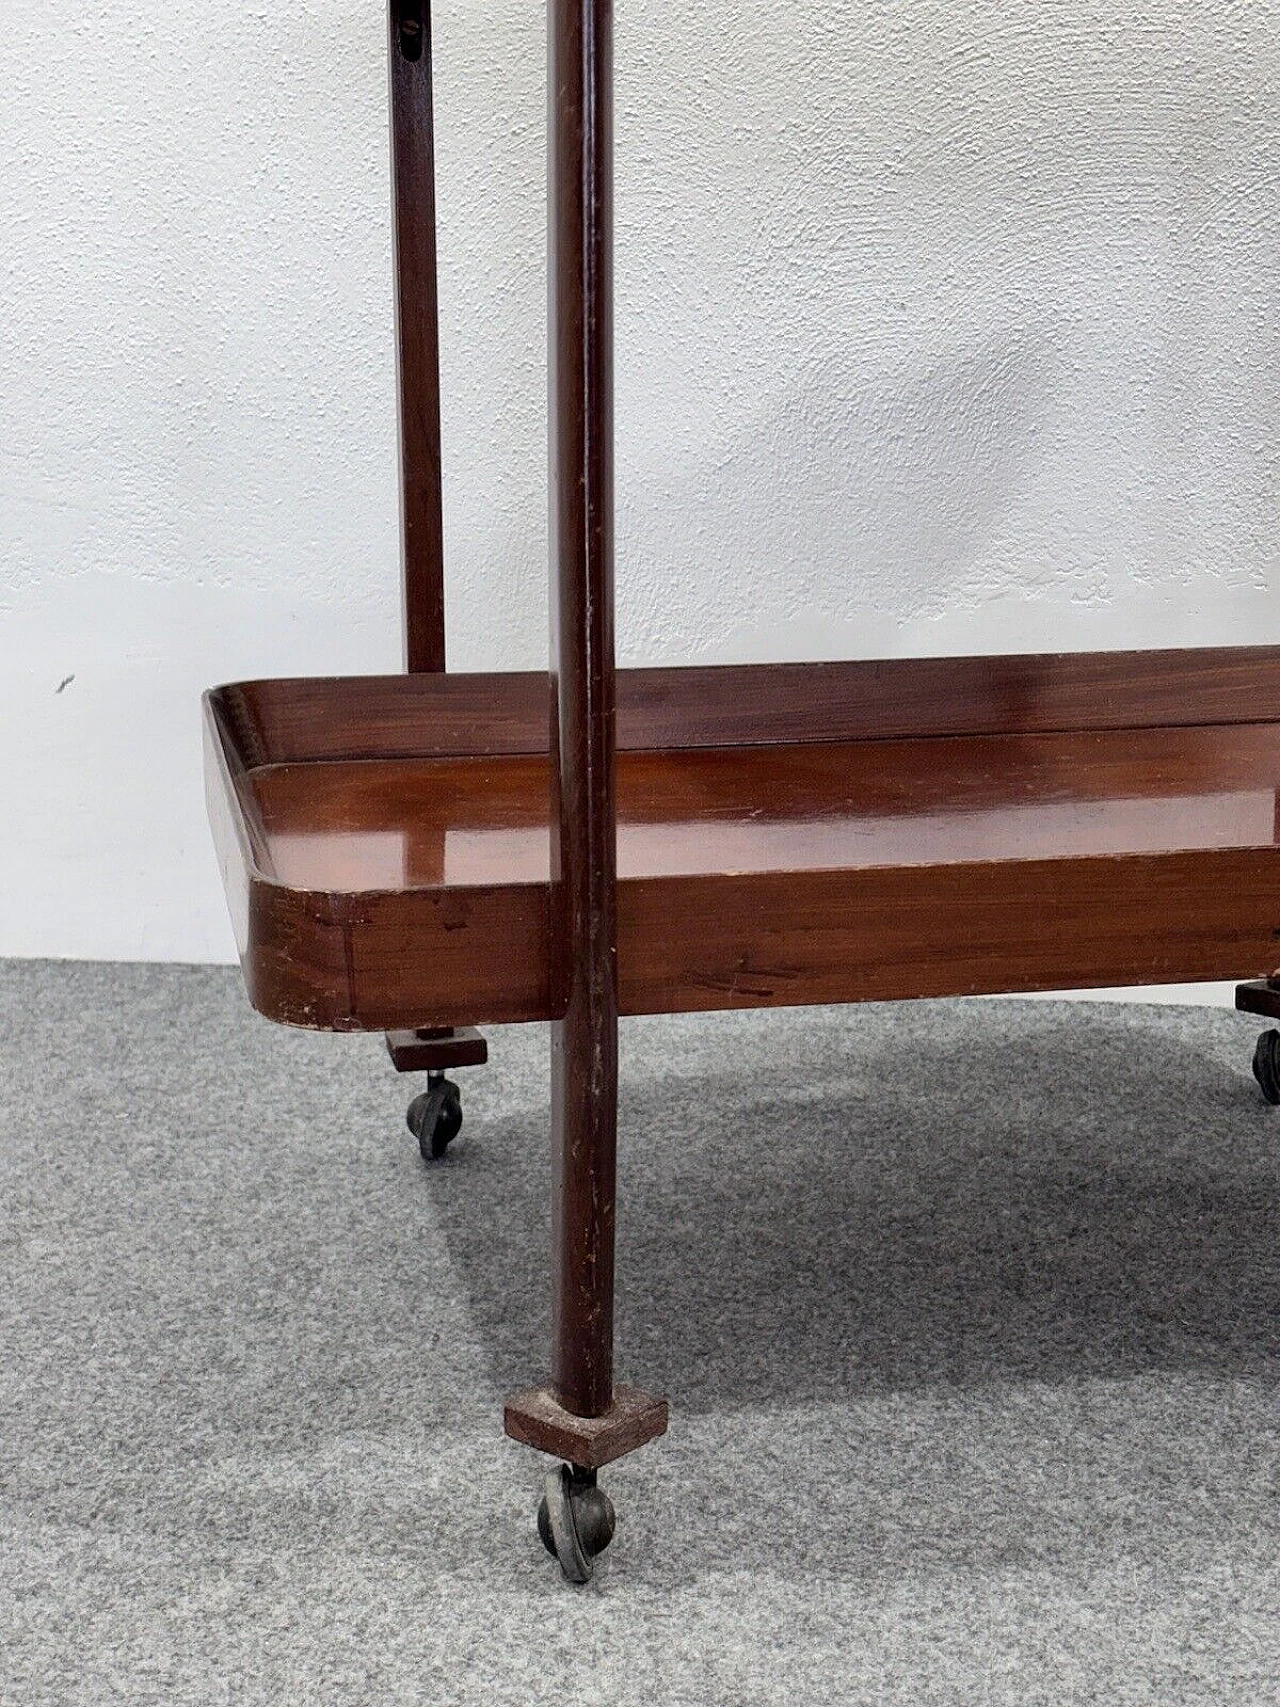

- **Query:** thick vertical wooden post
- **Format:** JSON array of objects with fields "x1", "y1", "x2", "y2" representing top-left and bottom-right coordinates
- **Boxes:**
[
  {"x1": 504, "y1": 0, "x2": 666, "y2": 1472},
  {"x1": 388, "y1": 0, "x2": 446, "y2": 673}
]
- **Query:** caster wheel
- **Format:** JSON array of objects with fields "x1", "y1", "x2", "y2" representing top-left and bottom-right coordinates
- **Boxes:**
[
  {"x1": 406, "y1": 1076, "x2": 463, "y2": 1160},
  {"x1": 536, "y1": 1465, "x2": 616, "y2": 1584},
  {"x1": 1253, "y1": 1031, "x2": 1280, "y2": 1106}
]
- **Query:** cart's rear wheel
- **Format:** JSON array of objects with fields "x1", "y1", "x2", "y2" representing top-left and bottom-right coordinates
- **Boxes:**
[
  {"x1": 536, "y1": 1465, "x2": 616, "y2": 1584},
  {"x1": 407, "y1": 1077, "x2": 464, "y2": 1160},
  {"x1": 1253, "y1": 1031, "x2": 1280, "y2": 1105}
]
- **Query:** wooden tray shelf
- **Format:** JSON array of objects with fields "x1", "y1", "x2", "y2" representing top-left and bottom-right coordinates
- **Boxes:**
[{"x1": 206, "y1": 646, "x2": 1280, "y2": 1035}]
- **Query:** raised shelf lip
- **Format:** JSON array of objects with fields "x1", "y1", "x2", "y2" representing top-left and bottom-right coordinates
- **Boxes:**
[{"x1": 207, "y1": 644, "x2": 1280, "y2": 771}]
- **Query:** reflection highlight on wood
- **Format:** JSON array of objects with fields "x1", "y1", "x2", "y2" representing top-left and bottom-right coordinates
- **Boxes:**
[{"x1": 205, "y1": 650, "x2": 1280, "y2": 1035}]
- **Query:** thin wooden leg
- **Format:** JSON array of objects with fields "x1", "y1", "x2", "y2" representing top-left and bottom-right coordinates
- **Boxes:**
[
  {"x1": 551, "y1": 995, "x2": 617, "y2": 1415},
  {"x1": 545, "y1": 0, "x2": 620, "y2": 1427},
  {"x1": 505, "y1": 984, "x2": 667, "y2": 1469},
  {"x1": 504, "y1": 0, "x2": 666, "y2": 1496},
  {"x1": 388, "y1": 0, "x2": 447, "y2": 674}
]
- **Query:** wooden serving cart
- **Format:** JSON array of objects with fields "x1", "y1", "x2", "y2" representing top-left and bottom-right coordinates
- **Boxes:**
[{"x1": 205, "y1": 1, "x2": 1280, "y2": 1581}]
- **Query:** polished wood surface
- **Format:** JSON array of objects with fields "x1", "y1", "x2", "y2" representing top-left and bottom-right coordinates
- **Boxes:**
[
  {"x1": 245, "y1": 725, "x2": 1280, "y2": 873},
  {"x1": 547, "y1": 0, "x2": 621, "y2": 1423},
  {"x1": 205, "y1": 654, "x2": 1280, "y2": 1034},
  {"x1": 212, "y1": 645, "x2": 1280, "y2": 767},
  {"x1": 388, "y1": 0, "x2": 446, "y2": 672}
]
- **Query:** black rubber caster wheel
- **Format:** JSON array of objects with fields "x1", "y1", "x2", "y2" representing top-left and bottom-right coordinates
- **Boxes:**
[
  {"x1": 406, "y1": 1076, "x2": 463, "y2": 1160},
  {"x1": 1253, "y1": 1031, "x2": 1280, "y2": 1106},
  {"x1": 536, "y1": 1465, "x2": 616, "y2": 1584}
]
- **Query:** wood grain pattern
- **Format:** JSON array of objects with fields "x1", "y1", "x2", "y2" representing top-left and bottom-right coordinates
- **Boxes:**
[
  {"x1": 211, "y1": 646, "x2": 1280, "y2": 767},
  {"x1": 204, "y1": 656, "x2": 1280, "y2": 1034},
  {"x1": 620, "y1": 851, "x2": 1280, "y2": 1015},
  {"x1": 244, "y1": 724, "x2": 1280, "y2": 849}
]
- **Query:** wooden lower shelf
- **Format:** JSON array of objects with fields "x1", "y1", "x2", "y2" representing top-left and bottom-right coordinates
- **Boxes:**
[{"x1": 205, "y1": 647, "x2": 1280, "y2": 1032}]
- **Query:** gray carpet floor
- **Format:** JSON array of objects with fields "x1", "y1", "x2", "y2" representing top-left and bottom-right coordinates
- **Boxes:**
[{"x1": 2, "y1": 960, "x2": 1278, "y2": 1704}]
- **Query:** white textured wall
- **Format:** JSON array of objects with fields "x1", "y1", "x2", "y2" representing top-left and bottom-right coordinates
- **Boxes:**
[{"x1": 3, "y1": 1, "x2": 1279, "y2": 965}]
